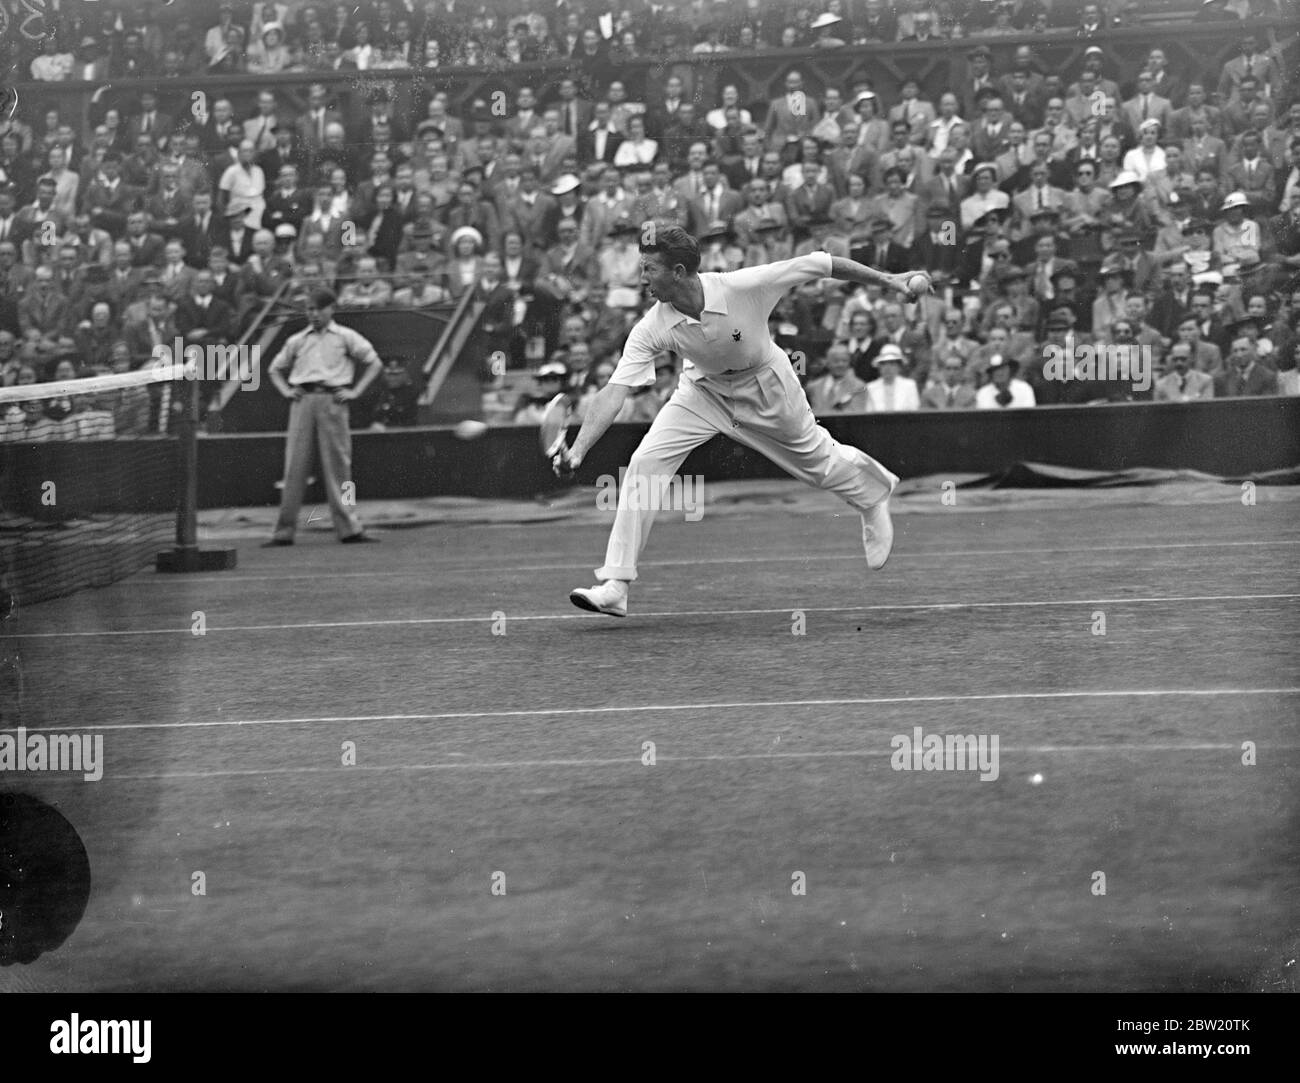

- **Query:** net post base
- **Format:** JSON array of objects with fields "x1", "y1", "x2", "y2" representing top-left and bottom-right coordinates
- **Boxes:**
[{"x1": 155, "y1": 547, "x2": 239, "y2": 573}]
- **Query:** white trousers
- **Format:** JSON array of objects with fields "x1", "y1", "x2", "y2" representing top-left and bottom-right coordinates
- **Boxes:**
[{"x1": 596, "y1": 360, "x2": 898, "y2": 581}]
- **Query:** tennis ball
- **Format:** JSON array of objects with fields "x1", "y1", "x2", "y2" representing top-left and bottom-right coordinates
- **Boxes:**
[
  {"x1": 453, "y1": 419, "x2": 489, "y2": 440},
  {"x1": 906, "y1": 272, "x2": 931, "y2": 295}
]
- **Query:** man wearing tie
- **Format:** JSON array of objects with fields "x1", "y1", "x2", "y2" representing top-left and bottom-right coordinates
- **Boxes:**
[
  {"x1": 244, "y1": 91, "x2": 281, "y2": 155},
  {"x1": 921, "y1": 357, "x2": 978, "y2": 409},
  {"x1": 579, "y1": 101, "x2": 625, "y2": 165},
  {"x1": 556, "y1": 78, "x2": 592, "y2": 139},
  {"x1": 1154, "y1": 343, "x2": 1214, "y2": 401}
]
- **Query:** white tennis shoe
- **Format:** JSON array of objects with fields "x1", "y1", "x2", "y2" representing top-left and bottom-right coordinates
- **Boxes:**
[
  {"x1": 861, "y1": 474, "x2": 899, "y2": 570},
  {"x1": 569, "y1": 579, "x2": 629, "y2": 617}
]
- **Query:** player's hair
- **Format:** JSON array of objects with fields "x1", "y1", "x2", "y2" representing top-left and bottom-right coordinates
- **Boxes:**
[
  {"x1": 640, "y1": 224, "x2": 700, "y2": 274},
  {"x1": 309, "y1": 287, "x2": 338, "y2": 309}
]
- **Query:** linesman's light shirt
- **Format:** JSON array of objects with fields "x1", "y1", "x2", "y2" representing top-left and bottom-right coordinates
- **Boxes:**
[
  {"x1": 269, "y1": 321, "x2": 381, "y2": 386},
  {"x1": 610, "y1": 253, "x2": 833, "y2": 387}
]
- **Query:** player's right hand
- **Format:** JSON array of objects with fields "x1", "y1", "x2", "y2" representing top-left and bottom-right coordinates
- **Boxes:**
[{"x1": 551, "y1": 443, "x2": 579, "y2": 478}]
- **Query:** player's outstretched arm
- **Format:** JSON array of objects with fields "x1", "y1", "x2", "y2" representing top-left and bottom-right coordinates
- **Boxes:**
[
  {"x1": 827, "y1": 256, "x2": 929, "y2": 300},
  {"x1": 566, "y1": 381, "x2": 633, "y2": 470}
]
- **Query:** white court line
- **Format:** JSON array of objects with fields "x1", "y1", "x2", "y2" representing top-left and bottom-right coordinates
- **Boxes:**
[
  {"x1": 40, "y1": 743, "x2": 1300, "y2": 783},
  {"x1": 6, "y1": 592, "x2": 1299, "y2": 639},
  {"x1": 126, "y1": 537, "x2": 1300, "y2": 583},
  {"x1": 11, "y1": 687, "x2": 1299, "y2": 734}
]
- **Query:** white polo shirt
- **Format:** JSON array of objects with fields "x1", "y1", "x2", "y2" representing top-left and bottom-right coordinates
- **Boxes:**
[{"x1": 611, "y1": 253, "x2": 833, "y2": 388}]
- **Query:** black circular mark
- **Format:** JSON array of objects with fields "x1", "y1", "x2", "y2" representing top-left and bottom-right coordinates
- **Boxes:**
[{"x1": 0, "y1": 793, "x2": 91, "y2": 965}]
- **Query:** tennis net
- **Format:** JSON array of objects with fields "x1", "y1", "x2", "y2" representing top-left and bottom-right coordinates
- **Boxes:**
[{"x1": 0, "y1": 366, "x2": 184, "y2": 610}]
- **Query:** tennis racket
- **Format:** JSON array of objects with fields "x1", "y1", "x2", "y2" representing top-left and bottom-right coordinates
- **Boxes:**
[{"x1": 538, "y1": 392, "x2": 575, "y2": 479}]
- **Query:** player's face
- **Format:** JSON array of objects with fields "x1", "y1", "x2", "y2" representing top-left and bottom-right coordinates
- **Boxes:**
[{"x1": 640, "y1": 253, "x2": 677, "y2": 300}]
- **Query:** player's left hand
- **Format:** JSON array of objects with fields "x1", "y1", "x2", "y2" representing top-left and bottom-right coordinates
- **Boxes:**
[{"x1": 333, "y1": 388, "x2": 358, "y2": 403}]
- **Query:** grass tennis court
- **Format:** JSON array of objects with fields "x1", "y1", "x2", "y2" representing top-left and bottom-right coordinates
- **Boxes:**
[{"x1": 2, "y1": 480, "x2": 1297, "y2": 991}]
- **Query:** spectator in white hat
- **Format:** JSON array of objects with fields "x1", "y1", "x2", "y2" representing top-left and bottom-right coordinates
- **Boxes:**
[{"x1": 865, "y1": 344, "x2": 920, "y2": 411}]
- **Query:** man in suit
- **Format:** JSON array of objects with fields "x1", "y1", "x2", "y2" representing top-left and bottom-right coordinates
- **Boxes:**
[
  {"x1": 865, "y1": 344, "x2": 920, "y2": 411},
  {"x1": 579, "y1": 101, "x2": 625, "y2": 166},
  {"x1": 972, "y1": 98, "x2": 1013, "y2": 165},
  {"x1": 82, "y1": 152, "x2": 139, "y2": 238},
  {"x1": 218, "y1": 205, "x2": 256, "y2": 266},
  {"x1": 688, "y1": 161, "x2": 745, "y2": 238},
  {"x1": 122, "y1": 210, "x2": 166, "y2": 269},
  {"x1": 157, "y1": 238, "x2": 197, "y2": 303},
  {"x1": 175, "y1": 270, "x2": 236, "y2": 347},
  {"x1": 1225, "y1": 130, "x2": 1276, "y2": 215},
  {"x1": 961, "y1": 45, "x2": 998, "y2": 123},
  {"x1": 1001, "y1": 68, "x2": 1046, "y2": 132},
  {"x1": 1121, "y1": 71, "x2": 1173, "y2": 138},
  {"x1": 263, "y1": 165, "x2": 312, "y2": 236},
  {"x1": 920, "y1": 149, "x2": 969, "y2": 215},
  {"x1": 765, "y1": 71, "x2": 822, "y2": 152},
  {"x1": 125, "y1": 91, "x2": 174, "y2": 151},
  {"x1": 1012, "y1": 161, "x2": 1069, "y2": 236},
  {"x1": 296, "y1": 183, "x2": 347, "y2": 258},
  {"x1": 554, "y1": 78, "x2": 594, "y2": 141},
  {"x1": 144, "y1": 162, "x2": 192, "y2": 239},
  {"x1": 910, "y1": 204, "x2": 964, "y2": 278},
  {"x1": 102, "y1": 241, "x2": 147, "y2": 312},
  {"x1": 1215, "y1": 337, "x2": 1278, "y2": 396},
  {"x1": 823, "y1": 124, "x2": 875, "y2": 199},
  {"x1": 243, "y1": 91, "x2": 282, "y2": 156},
  {"x1": 1218, "y1": 33, "x2": 1285, "y2": 105},
  {"x1": 501, "y1": 167, "x2": 556, "y2": 254},
  {"x1": 888, "y1": 80, "x2": 936, "y2": 146},
  {"x1": 722, "y1": 130, "x2": 767, "y2": 192},
  {"x1": 806, "y1": 344, "x2": 869, "y2": 415},
  {"x1": 1183, "y1": 114, "x2": 1229, "y2": 180},
  {"x1": 921, "y1": 356, "x2": 978, "y2": 409},
  {"x1": 1169, "y1": 83, "x2": 1224, "y2": 143},
  {"x1": 295, "y1": 84, "x2": 345, "y2": 173},
  {"x1": 1150, "y1": 264, "x2": 1195, "y2": 338},
  {"x1": 176, "y1": 190, "x2": 222, "y2": 269},
  {"x1": 1154, "y1": 342, "x2": 1215, "y2": 401},
  {"x1": 853, "y1": 216, "x2": 910, "y2": 273}
]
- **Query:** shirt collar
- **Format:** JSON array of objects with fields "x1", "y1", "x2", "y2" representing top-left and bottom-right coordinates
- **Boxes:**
[{"x1": 665, "y1": 276, "x2": 728, "y2": 325}]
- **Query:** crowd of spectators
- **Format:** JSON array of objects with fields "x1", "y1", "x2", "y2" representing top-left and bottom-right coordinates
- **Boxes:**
[{"x1": 1, "y1": 0, "x2": 1298, "y2": 441}]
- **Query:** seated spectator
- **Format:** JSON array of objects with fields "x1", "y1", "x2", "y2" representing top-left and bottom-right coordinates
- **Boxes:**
[
  {"x1": 248, "y1": 23, "x2": 294, "y2": 74},
  {"x1": 441, "y1": 227, "x2": 486, "y2": 300},
  {"x1": 30, "y1": 36, "x2": 74, "y2": 82},
  {"x1": 807, "y1": 343, "x2": 868, "y2": 414},
  {"x1": 976, "y1": 355, "x2": 1036, "y2": 408},
  {"x1": 513, "y1": 361, "x2": 569, "y2": 424},
  {"x1": 865, "y1": 344, "x2": 920, "y2": 411},
  {"x1": 338, "y1": 256, "x2": 393, "y2": 308},
  {"x1": 1154, "y1": 342, "x2": 1215, "y2": 402},
  {"x1": 1216, "y1": 336, "x2": 1278, "y2": 396},
  {"x1": 72, "y1": 302, "x2": 120, "y2": 370},
  {"x1": 391, "y1": 272, "x2": 449, "y2": 308},
  {"x1": 922, "y1": 355, "x2": 979, "y2": 409}
]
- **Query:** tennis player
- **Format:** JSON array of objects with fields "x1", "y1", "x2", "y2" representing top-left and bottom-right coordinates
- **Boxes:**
[{"x1": 557, "y1": 225, "x2": 929, "y2": 617}]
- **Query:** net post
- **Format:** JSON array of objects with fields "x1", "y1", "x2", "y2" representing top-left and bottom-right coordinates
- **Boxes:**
[{"x1": 156, "y1": 375, "x2": 237, "y2": 574}]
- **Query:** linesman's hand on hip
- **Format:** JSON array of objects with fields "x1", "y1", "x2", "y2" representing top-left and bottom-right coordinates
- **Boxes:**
[
  {"x1": 333, "y1": 387, "x2": 358, "y2": 403},
  {"x1": 283, "y1": 386, "x2": 304, "y2": 401}
]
